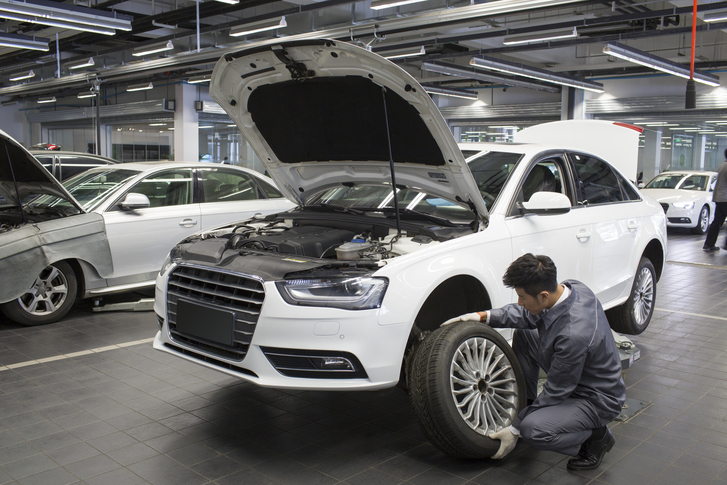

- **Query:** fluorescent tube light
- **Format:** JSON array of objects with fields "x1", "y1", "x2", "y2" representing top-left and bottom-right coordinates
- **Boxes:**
[
  {"x1": 383, "y1": 46, "x2": 425, "y2": 59},
  {"x1": 422, "y1": 85, "x2": 478, "y2": 99},
  {"x1": 0, "y1": 11, "x2": 115, "y2": 34},
  {"x1": 215, "y1": 0, "x2": 239, "y2": 3},
  {"x1": 503, "y1": 27, "x2": 577, "y2": 45},
  {"x1": 603, "y1": 42, "x2": 720, "y2": 87},
  {"x1": 370, "y1": 0, "x2": 428, "y2": 10},
  {"x1": 149, "y1": 123, "x2": 167, "y2": 126},
  {"x1": 229, "y1": 16, "x2": 286, "y2": 37},
  {"x1": 37, "y1": 96, "x2": 56, "y2": 103},
  {"x1": 421, "y1": 61, "x2": 560, "y2": 93},
  {"x1": 67, "y1": 57, "x2": 94, "y2": 70},
  {"x1": 469, "y1": 56, "x2": 604, "y2": 93},
  {"x1": 704, "y1": 10, "x2": 727, "y2": 22},
  {"x1": 77, "y1": 91, "x2": 96, "y2": 98},
  {"x1": 9, "y1": 70, "x2": 34, "y2": 81},
  {"x1": 187, "y1": 74, "x2": 211, "y2": 83},
  {"x1": 127, "y1": 82, "x2": 153, "y2": 92},
  {"x1": 0, "y1": 0, "x2": 132, "y2": 31},
  {"x1": 132, "y1": 40, "x2": 174, "y2": 57},
  {"x1": 199, "y1": 125, "x2": 213, "y2": 129},
  {"x1": 0, "y1": 33, "x2": 48, "y2": 51}
]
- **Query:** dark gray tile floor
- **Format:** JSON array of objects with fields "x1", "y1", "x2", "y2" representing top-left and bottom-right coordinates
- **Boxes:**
[{"x1": 1, "y1": 227, "x2": 727, "y2": 484}]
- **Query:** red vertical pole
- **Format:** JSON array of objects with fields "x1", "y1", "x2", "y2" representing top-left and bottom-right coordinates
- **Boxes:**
[
  {"x1": 690, "y1": 0, "x2": 697, "y2": 80},
  {"x1": 686, "y1": 0, "x2": 698, "y2": 108}
]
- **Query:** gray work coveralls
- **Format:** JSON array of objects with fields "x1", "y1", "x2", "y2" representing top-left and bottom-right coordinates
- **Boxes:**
[{"x1": 488, "y1": 280, "x2": 626, "y2": 456}]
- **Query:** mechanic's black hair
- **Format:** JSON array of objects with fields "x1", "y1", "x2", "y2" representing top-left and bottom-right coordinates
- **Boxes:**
[
  {"x1": 724, "y1": 148, "x2": 727, "y2": 159},
  {"x1": 502, "y1": 253, "x2": 558, "y2": 297}
]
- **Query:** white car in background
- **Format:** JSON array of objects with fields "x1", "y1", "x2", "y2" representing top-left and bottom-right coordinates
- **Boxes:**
[
  {"x1": 153, "y1": 40, "x2": 667, "y2": 460},
  {"x1": 640, "y1": 171, "x2": 718, "y2": 234},
  {"x1": 17, "y1": 162, "x2": 294, "y2": 323}
]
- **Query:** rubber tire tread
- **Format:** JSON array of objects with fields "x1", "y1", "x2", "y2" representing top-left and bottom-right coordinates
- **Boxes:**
[
  {"x1": 408, "y1": 321, "x2": 526, "y2": 459},
  {"x1": 1, "y1": 261, "x2": 78, "y2": 326},
  {"x1": 605, "y1": 257, "x2": 655, "y2": 335},
  {"x1": 690, "y1": 205, "x2": 709, "y2": 235}
]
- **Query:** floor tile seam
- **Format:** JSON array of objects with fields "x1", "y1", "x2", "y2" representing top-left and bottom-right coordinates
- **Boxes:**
[{"x1": 0, "y1": 338, "x2": 155, "y2": 373}]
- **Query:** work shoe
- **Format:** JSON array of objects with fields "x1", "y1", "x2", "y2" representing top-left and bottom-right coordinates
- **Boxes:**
[
  {"x1": 703, "y1": 246, "x2": 720, "y2": 252},
  {"x1": 566, "y1": 427, "x2": 615, "y2": 471}
]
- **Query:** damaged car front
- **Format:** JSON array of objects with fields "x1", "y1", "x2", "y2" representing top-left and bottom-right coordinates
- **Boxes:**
[{"x1": 0, "y1": 130, "x2": 112, "y2": 325}]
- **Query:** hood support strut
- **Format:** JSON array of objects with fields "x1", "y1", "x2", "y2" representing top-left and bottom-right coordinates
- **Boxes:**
[
  {"x1": 381, "y1": 86, "x2": 402, "y2": 240},
  {"x1": 3, "y1": 142, "x2": 26, "y2": 224}
]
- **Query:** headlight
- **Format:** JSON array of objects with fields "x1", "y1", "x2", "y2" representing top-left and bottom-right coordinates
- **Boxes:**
[
  {"x1": 159, "y1": 247, "x2": 182, "y2": 275},
  {"x1": 276, "y1": 276, "x2": 388, "y2": 310},
  {"x1": 672, "y1": 201, "x2": 695, "y2": 210}
]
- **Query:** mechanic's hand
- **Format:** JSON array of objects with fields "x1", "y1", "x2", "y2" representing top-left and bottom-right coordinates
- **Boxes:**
[
  {"x1": 489, "y1": 427, "x2": 518, "y2": 459},
  {"x1": 442, "y1": 312, "x2": 483, "y2": 326}
]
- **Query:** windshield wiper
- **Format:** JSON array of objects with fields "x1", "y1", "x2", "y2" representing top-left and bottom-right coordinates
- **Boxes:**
[{"x1": 308, "y1": 204, "x2": 367, "y2": 216}]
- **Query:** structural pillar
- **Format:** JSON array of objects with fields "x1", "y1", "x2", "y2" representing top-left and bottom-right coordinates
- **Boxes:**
[
  {"x1": 642, "y1": 129, "x2": 662, "y2": 181},
  {"x1": 174, "y1": 83, "x2": 199, "y2": 162},
  {"x1": 561, "y1": 87, "x2": 585, "y2": 120},
  {"x1": 693, "y1": 134, "x2": 706, "y2": 170}
]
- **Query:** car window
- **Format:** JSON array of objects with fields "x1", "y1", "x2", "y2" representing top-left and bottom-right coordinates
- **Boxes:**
[
  {"x1": 467, "y1": 151, "x2": 522, "y2": 209},
  {"x1": 129, "y1": 169, "x2": 193, "y2": 208},
  {"x1": 59, "y1": 155, "x2": 109, "y2": 181},
  {"x1": 519, "y1": 159, "x2": 567, "y2": 203},
  {"x1": 710, "y1": 177, "x2": 717, "y2": 192},
  {"x1": 461, "y1": 149, "x2": 482, "y2": 160},
  {"x1": 571, "y1": 154, "x2": 623, "y2": 205},
  {"x1": 198, "y1": 168, "x2": 264, "y2": 202},
  {"x1": 256, "y1": 176, "x2": 284, "y2": 198},
  {"x1": 61, "y1": 168, "x2": 138, "y2": 211},
  {"x1": 644, "y1": 173, "x2": 685, "y2": 189},
  {"x1": 618, "y1": 172, "x2": 641, "y2": 201},
  {"x1": 679, "y1": 175, "x2": 708, "y2": 191}
]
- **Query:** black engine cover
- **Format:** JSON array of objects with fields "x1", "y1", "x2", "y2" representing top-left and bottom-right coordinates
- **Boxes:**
[{"x1": 244, "y1": 226, "x2": 356, "y2": 258}]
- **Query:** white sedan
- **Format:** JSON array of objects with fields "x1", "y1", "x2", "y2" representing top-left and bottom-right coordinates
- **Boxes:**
[
  {"x1": 640, "y1": 171, "x2": 718, "y2": 234},
  {"x1": 17, "y1": 161, "x2": 294, "y2": 324}
]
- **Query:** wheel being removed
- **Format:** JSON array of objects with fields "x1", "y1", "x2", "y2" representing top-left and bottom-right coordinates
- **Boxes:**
[{"x1": 409, "y1": 321, "x2": 526, "y2": 459}]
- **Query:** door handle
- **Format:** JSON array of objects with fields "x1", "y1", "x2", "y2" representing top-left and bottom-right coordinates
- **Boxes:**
[
  {"x1": 576, "y1": 229, "x2": 591, "y2": 242},
  {"x1": 627, "y1": 220, "x2": 638, "y2": 232},
  {"x1": 179, "y1": 219, "x2": 198, "y2": 227}
]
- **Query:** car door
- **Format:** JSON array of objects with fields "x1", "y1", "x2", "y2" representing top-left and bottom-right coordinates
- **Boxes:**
[
  {"x1": 569, "y1": 152, "x2": 642, "y2": 305},
  {"x1": 197, "y1": 167, "x2": 292, "y2": 229},
  {"x1": 504, "y1": 154, "x2": 594, "y2": 286},
  {"x1": 102, "y1": 168, "x2": 200, "y2": 282}
]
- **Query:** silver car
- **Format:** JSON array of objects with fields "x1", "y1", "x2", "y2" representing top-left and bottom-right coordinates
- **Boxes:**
[{"x1": 15, "y1": 162, "x2": 294, "y2": 323}]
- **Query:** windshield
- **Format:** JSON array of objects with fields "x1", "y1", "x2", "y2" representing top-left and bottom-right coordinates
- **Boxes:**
[
  {"x1": 467, "y1": 151, "x2": 523, "y2": 208},
  {"x1": 28, "y1": 168, "x2": 139, "y2": 212},
  {"x1": 645, "y1": 173, "x2": 709, "y2": 191},
  {"x1": 307, "y1": 184, "x2": 475, "y2": 223}
]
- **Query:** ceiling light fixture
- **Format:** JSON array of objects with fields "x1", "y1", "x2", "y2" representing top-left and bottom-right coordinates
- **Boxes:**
[
  {"x1": 0, "y1": 0, "x2": 132, "y2": 31},
  {"x1": 127, "y1": 82, "x2": 153, "y2": 92},
  {"x1": 703, "y1": 10, "x2": 727, "y2": 22},
  {"x1": 0, "y1": 11, "x2": 115, "y2": 34},
  {"x1": 67, "y1": 57, "x2": 94, "y2": 70},
  {"x1": 229, "y1": 16, "x2": 286, "y2": 37},
  {"x1": 37, "y1": 96, "x2": 56, "y2": 103},
  {"x1": 422, "y1": 84, "x2": 478, "y2": 99},
  {"x1": 421, "y1": 61, "x2": 561, "y2": 93},
  {"x1": 0, "y1": 33, "x2": 48, "y2": 51},
  {"x1": 77, "y1": 91, "x2": 96, "y2": 98},
  {"x1": 382, "y1": 45, "x2": 426, "y2": 59},
  {"x1": 214, "y1": 0, "x2": 239, "y2": 4},
  {"x1": 149, "y1": 123, "x2": 167, "y2": 126},
  {"x1": 370, "y1": 0, "x2": 428, "y2": 10},
  {"x1": 132, "y1": 40, "x2": 174, "y2": 57},
  {"x1": 503, "y1": 27, "x2": 577, "y2": 45},
  {"x1": 602, "y1": 42, "x2": 720, "y2": 87},
  {"x1": 187, "y1": 74, "x2": 211, "y2": 83},
  {"x1": 9, "y1": 70, "x2": 34, "y2": 81},
  {"x1": 469, "y1": 56, "x2": 604, "y2": 93}
]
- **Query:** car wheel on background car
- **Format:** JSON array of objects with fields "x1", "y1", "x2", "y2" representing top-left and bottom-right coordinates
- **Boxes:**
[
  {"x1": 409, "y1": 321, "x2": 526, "y2": 459},
  {"x1": 1, "y1": 261, "x2": 78, "y2": 326},
  {"x1": 606, "y1": 257, "x2": 656, "y2": 335},
  {"x1": 691, "y1": 205, "x2": 710, "y2": 235}
]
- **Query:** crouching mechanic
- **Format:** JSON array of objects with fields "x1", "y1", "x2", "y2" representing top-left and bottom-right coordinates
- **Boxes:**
[{"x1": 444, "y1": 253, "x2": 626, "y2": 470}]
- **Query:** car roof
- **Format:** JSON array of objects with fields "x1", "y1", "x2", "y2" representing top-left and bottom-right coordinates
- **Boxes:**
[
  {"x1": 29, "y1": 150, "x2": 118, "y2": 163},
  {"x1": 82, "y1": 160, "x2": 265, "y2": 174},
  {"x1": 651, "y1": 170, "x2": 718, "y2": 176}
]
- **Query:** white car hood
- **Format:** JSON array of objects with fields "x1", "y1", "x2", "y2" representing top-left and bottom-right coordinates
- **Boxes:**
[
  {"x1": 209, "y1": 39, "x2": 488, "y2": 221},
  {"x1": 640, "y1": 188, "x2": 707, "y2": 203}
]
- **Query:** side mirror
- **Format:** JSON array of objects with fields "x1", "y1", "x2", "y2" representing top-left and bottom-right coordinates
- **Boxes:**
[
  {"x1": 518, "y1": 192, "x2": 571, "y2": 215},
  {"x1": 638, "y1": 183, "x2": 645, "y2": 189},
  {"x1": 119, "y1": 192, "x2": 150, "y2": 210}
]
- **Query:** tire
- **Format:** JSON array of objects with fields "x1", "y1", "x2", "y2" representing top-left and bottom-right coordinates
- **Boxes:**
[
  {"x1": 409, "y1": 321, "x2": 526, "y2": 459},
  {"x1": 690, "y1": 205, "x2": 710, "y2": 235},
  {"x1": 606, "y1": 257, "x2": 656, "y2": 335},
  {"x1": 1, "y1": 261, "x2": 78, "y2": 326}
]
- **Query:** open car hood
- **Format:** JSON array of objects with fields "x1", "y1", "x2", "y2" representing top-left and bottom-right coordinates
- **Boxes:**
[
  {"x1": 0, "y1": 130, "x2": 83, "y2": 212},
  {"x1": 210, "y1": 39, "x2": 488, "y2": 220}
]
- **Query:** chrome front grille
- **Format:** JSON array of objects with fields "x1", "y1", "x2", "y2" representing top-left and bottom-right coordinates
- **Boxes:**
[{"x1": 166, "y1": 265, "x2": 264, "y2": 361}]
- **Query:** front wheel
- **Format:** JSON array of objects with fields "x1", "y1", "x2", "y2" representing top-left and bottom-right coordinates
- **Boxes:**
[
  {"x1": 1, "y1": 261, "x2": 78, "y2": 326},
  {"x1": 409, "y1": 322, "x2": 526, "y2": 459},
  {"x1": 691, "y1": 205, "x2": 710, "y2": 234},
  {"x1": 606, "y1": 257, "x2": 656, "y2": 335}
]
